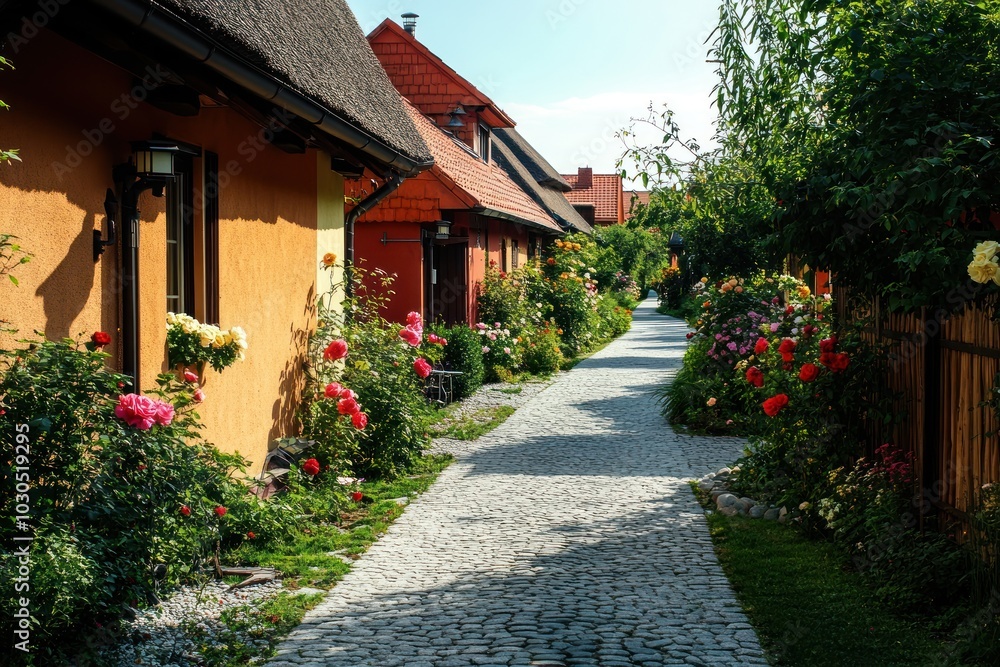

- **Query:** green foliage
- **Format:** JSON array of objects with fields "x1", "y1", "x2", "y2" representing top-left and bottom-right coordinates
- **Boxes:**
[
  {"x1": 304, "y1": 267, "x2": 434, "y2": 480},
  {"x1": 429, "y1": 323, "x2": 484, "y2": 401},
  {"x1": 0, "y1": 338, "x2": 290, "y2": 661},
  {"x1": 704, "y1": 510, "x2": 949, "y2": 666},
  {"x1": 429, "y1": 405, "x2": 516, "y2": 441},
  {"x1": 596, "y1": 295, "x2": 633, "y2": 340},
  {"x1": 522, "y1": 326, "x2": 564, "y2": 375},
  {"x1": 713, "y1": 0, "x2": 1000, "y2": 312}
]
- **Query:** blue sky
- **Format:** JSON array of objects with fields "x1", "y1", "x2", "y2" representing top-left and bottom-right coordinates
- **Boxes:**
[{"x1": 345, "y1": 0, "x2": 721, "y2": 182}]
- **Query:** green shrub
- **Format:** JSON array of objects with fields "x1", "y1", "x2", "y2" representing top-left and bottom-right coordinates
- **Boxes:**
[
  {"x1": 0, "y1": 338, "x2": 287, "y2": 661},
  {"x1": 597, "y1": 295, "x2": 632, "y2": 340},
  {"x1": 429, "y1": 323, "x2": 484, "y2": 400},
  {"x1": 304, "y1": 267, "x2": 435, "y2": 480},
  {"x1": 522, "y1": 327, "x2": 564, "y2": 375}
]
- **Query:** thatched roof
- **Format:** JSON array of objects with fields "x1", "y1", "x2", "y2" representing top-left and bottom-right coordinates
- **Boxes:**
[
  {"x1": 493, "y1": 128, "x2": 572, "y2": 192},
  {"x1": 153, "y1": 0, "x2": 431, "y2": 164}
]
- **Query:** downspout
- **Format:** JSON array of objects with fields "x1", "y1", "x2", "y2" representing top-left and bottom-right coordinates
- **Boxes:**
[{"x1": 344, "y1": 173, "x2": 405, "y2": 298}]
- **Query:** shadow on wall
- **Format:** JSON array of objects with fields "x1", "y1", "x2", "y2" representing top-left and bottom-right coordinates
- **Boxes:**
[
  {"x1": 267, "y1": 283, "x2": 316, "y2": 455},
  {"x1": 34, "y1": 213, "x2": 99, "y2": 340}
]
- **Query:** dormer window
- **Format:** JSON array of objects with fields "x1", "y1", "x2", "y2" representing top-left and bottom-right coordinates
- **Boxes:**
[{"x1": 478, "y1": 122, "x2": 491, "y2": 162}]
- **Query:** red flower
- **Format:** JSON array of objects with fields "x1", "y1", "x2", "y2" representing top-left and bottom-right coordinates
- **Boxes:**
[
  {"x1": 778, "y1": 338, "x2": 797, "y2": 363},
  {"x1": 414, "y1": 358, "x2": 433, "y2": 379},
  {"x1": 337, "y1": 397, "x2": 360, "y2": 415},
  {"x1": 399, "y1": 327, "x2": 422, "y2": 347},
  {"x1": 785, "y1": 305, "x2": 795, "y2": 315},
  {"x1": 324, "y1": 382, "x2": 344, "y2": 399},
  {"x1": 499, "y1": 271, "x2": 507, "y2": 279},
  {"x1": 830, "y1": 352, "x2": 850, "y2": 373},
  {"x1": 183, "y1": 370, "x2": 198, "y2": 383},
  {"x1": 323, "y1": 339, "x2": 349, "y2": 361},
  {"x1": 685, "y1": 332, "x2": 694, "y2": 340},
  {"x1": 180, "y1": 505, "x2": 191, "y2": 516},
  {"x1": 214, "y1": 506, "x2": 227, "y2": 517},
  {"x1": 762, "y1": 394, "x2": 789, "y2": 417},
  {"x1": 547, "y1": 258, "x2": 556, "y2": 266},
  {"x1": 351, "y1": 411, "x2": 368, "y2": 430},
  {"x1": 745, "y1": 366, "x2": 765, "y2": 388},
  {"x1": 137, "y1": 464, "x2": 146, "y2": 471},
  {"x1": 302, "y1": 458, "x2": 320, "y2": 476},
  {"x1": 798, "y1": 363, "x2": 820, "y2": 383},
  {"x1": 819, "y1": 337, "x2": 838, "y2": 354},
  {"x1": 193, "y1": 388, "x2": 206, "y2": 403},
  {"x1": 754, "y1": 338, "x2": 769, "y2": 355},
  {"x1": 91, "y1": 331, "x2": 112, "y2": 347},
  {"x1": 351, "y1": 491, "x2": 363, "y2": 502},
  {"x1": 246, "y1": 532, "x2": 256, "y2": 540}
]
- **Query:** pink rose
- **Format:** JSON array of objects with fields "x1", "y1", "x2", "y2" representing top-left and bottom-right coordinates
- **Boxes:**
[
  {"x1": 324, "y1": 382, "x2": 344, "y2": 399},
  {"x1": 114, "y1": 394, "x2": 159, "y2": 431},
  {"x1": 153, "y1": 400, "x2": 175, "y2": 426},
  {"x1": 193, "y1": 389, "x2": 205, "y2": 403},
  {"x1": 399, "y1": 327, "x2": 421, "y2": 347},
  {"x1": 406, "y1": 311, "x2": 423, "y2": 335},
  {"x1": 183, "y1": 370, "x2": 198, "y2": 383},
  {"x1": 338, "y1": 398, "x2": 360, "y2": 415},
  {"x1": 413, "y1": 358, "x2": 433, "y2": 379},
  {"x1": 323, "y1": 339, "x2": 348, "y2": 361},
  {"x1": 351, "y1": 411, "x2": 368, "y2": 430},
  {"x1": 339, "y1": 388, "x2": 356, "y2": 400}
]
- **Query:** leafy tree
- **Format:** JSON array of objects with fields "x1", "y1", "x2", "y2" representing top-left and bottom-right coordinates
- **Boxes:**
[{"x1": 713, "y1": 0, "x2": 1000, "y2": 311}]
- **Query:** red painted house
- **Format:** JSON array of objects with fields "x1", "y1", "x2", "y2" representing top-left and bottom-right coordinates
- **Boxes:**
[{"x1": 352, "y1": 18, "x2": 565, "y2": 325}]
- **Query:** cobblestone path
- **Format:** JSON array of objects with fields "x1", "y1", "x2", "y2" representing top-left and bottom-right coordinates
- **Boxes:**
[{"x1": 269, "y1": 297, "x2": 765, "y2": 667}]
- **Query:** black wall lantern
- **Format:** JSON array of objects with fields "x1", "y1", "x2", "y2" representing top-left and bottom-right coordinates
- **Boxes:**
[
  {"x1": 98, "y1": 139, "x2": 187, "y2": 388},
  {"x1": 435, "y1": 220, "x2": 453, "y2": 240}
]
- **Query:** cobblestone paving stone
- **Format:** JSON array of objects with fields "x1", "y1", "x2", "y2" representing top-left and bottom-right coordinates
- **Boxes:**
[{"x1": 268, "y1": 297, "x2": 765, "y2": 667}]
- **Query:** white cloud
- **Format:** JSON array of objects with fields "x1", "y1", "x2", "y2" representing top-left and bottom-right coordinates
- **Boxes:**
[{"x1": 504, "y1": 91, "x2": 719, "y2": 186}]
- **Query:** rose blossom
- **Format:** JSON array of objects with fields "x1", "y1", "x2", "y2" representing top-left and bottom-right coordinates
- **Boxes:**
[
  {"x1": 214, "y1": 506, "x2": 227, "y2": 517},
  {"x1": 323, "y1": 339, "x2": 348, "y2": 361},
  {"x1": 745, "y1": 366, "x2": 765, "y2": 388},
  {"x1": 399, "y1": 327, "x2": 421, "y2": 347},
  {"x1": 193, "y1": 389, "x2": 206, "y2": 403},
  {"x1": 180, "y1": 505, "x2": 191, "y2": 516},
  {"x1": 351, "y1": 411, "x2": 368, "y2": 430},
  {"x1": 302, "y1": 458, "x2": 321, "y2": 476},
  {"x1": 183, "y1": 370, "x2": 198, "y2": 383},
  {"x1": 115, "y1": 394, "x2": 159, "y2": 431},
  {"x1": 91, "y1": 331, "x2": 112, "y2": 347},
  {"x1": 325, "y1": 382, "x2": 344, "y2": 399},
  {"x1": 762, "y1": 394, "x2": 789, "y2": 417},
  {"x1": 707, "y1": 397, "x2": 717, "y2": 407},
  {"x1": 337, "y1": 397, "x2": 360, "y2": 415},
  {"x1": 754, "y1": 338, "x2": 769, "y2": 355},
  {"x1": 798, "y1": 363, "x2": 820, "y2": 383},
  {"x1": 413, "y1": 358, "x2": 433, "y2": 379},
  {"x1": 153, "y1": 400, "x2": 174, "y2": 426}
]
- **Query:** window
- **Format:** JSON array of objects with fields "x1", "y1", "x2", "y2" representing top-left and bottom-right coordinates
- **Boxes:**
[
  {"x1": 166, "y1": 156, "x2": 194, "y2": 316},
  {"x1": 512, "y1": 240, "x2": 519, "y2": 269},
  {"x1": 500, "y1": 238, "x2": 508, "y2": 272},
  {"x1": 478, "y1": 122, "x2": 491, "y2": 162},
  {"x1": 166, "y1": 151, "x2": 219, "y2": 322}
]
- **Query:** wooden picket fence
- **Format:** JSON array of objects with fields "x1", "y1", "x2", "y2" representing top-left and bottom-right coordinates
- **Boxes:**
[{"x1": 835, "y1": 286, "x2": 1000, "y2": 523}]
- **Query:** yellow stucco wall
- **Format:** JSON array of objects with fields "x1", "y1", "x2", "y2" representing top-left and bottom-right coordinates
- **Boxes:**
[
  {"x1": 0, "y1": 30, "x2": 345, "y2": 472},
  {"x1": 316, "y1": 155, "x2": 345, "y2": 316}
]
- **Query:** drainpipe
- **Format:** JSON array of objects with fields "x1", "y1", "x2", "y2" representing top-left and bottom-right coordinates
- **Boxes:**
[{"x1": 344, "y1": 173, "x2": 405, "y2": 298}]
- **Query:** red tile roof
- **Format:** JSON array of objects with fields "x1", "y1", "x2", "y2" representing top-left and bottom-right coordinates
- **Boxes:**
[
  {"x1": 562, "y1": 173, "x2": 625, "y2": 224},
  {"x1": 404, "y1": 101, "x2": 561, "y2": 232}
]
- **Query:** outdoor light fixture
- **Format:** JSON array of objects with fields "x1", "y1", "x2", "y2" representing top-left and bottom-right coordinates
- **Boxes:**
[
  {"x1": 132, "y1": 139, "x2": 181, "y2": 179},
  {"x1": 435, "y1": 220, "x2": 453, "y2": 240},
  {"x1": 667, "y1": 232, "x2": 686, "y2": 253},
  {"x1": 446, "y1": 104, "x2": 467, "y2": 128}
]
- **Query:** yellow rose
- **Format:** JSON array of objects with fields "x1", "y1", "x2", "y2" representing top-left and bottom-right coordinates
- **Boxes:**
[
  {"x1": 974, "y1": 241, "x2": 999, "y2": 260},
  {"x1": 214, "y1": 333, "x2": 227, "y2": 348},
  {"x1": 968, "y1": 256, "x2": 999, "y2": 284},
  {"x1": 199, "y1": 331, "x2": 214, "y2": 347},
  {"x1": 322, "y1": 252, "x2": 337, "y2": 267},
  {"x1": 798, "y1": 285, "x2": 811, "y2": 299}
]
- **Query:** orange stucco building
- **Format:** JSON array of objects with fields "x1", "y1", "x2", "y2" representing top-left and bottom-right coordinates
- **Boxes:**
[{"x1": 0, "y1": 1, "x2": 431, "y2": 471}]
